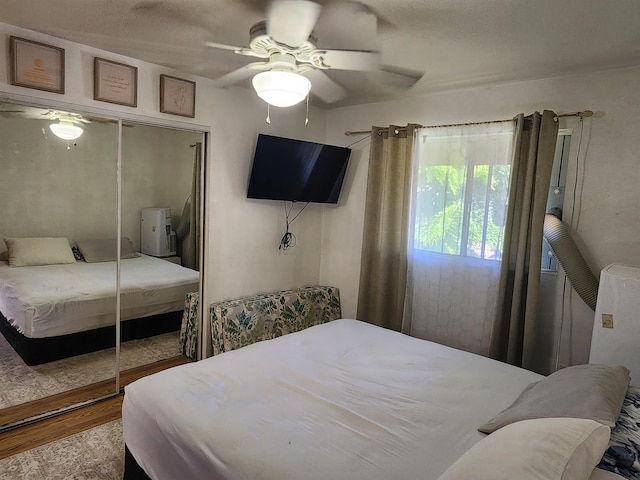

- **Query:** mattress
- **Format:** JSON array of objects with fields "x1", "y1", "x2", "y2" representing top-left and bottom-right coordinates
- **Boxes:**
[
  {"x1": 122, "y1": 319, "x2": 542, "y2": 480},
  {"x1": 0, "y1": 254, "x2": 199, "y2": 338}
]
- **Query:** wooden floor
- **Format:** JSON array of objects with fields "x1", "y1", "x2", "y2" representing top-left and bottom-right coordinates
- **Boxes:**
[{"x1": 0, "y1": 355, "x2": 190, "y2": 460}]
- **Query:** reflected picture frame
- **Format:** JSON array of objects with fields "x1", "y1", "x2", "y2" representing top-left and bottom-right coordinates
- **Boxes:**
[
  {"x1": 160, "y1": 74, "x2": 196, "y2": 118},
  {"x1": 9, "y1": 36, "x2": 65, "y2": 94},
  {"x1": 94, "y1": 57, "x2": 138, "y2": 107}
]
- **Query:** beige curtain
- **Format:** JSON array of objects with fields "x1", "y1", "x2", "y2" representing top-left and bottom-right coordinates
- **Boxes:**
[
  {"x1": 489, "y1": 110, "x2": 558, "y2": 372},
  {"x1": 356, "y1": 125, "x2": 418, "y2": 331},
  {"x1": 177, "y1": 142, "x2": 202, "y2": 270}
]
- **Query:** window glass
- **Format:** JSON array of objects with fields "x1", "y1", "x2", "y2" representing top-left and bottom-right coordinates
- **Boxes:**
[{"x1": 413, "y1": 125, "x2": 514, "y2": 261}]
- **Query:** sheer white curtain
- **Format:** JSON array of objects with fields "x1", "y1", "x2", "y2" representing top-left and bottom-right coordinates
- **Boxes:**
[{"x1": 403, "y1": 121, "x2": 514, "y2": 356}]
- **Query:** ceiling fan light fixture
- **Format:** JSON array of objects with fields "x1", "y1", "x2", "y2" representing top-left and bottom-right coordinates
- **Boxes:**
[
  {"x1": 252, "y1": 70, "x2": 311, "y2": 107},
  {"x1": 49, "y1": 121, "x2": 84, "y2": 141}
]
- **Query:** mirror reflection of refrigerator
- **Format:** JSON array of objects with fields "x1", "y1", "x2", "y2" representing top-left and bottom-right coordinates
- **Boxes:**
[{"x1": 141, "y1": 208, "x2": 176, "y2": 257}]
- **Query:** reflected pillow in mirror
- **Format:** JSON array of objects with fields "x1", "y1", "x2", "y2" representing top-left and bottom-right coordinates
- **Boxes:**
[
  {"x1": 76, "y1": 237, "x2": 136, "y2": 263},
  {"x1": 4, "y1": 237, "x2": 76, "y2": 267}
]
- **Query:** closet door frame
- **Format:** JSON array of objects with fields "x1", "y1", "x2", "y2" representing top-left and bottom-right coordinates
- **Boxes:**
[{"x1": 0, "y1": 93, "x2": 209, "y2": 431}]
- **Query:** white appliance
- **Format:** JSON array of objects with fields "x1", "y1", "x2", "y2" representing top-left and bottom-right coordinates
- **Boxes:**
[
  {"x1": 589, "y1": 263, "x2": 640, "y2": 385},
  {"x1": 141, "y1": 208, "x2": 176, "y2": 257}
]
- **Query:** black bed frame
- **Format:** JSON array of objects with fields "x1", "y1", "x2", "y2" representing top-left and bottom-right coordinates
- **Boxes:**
[
  {"x1": 124, "y1": 445, "x2": 152, "y2": 480},
  {"x1": 0, "y1": 310, "x2": 182, "y2": 366}
]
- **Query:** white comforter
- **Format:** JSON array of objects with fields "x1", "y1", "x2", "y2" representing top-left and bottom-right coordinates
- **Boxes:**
[
  {"x1": 123, "y1": 319, "x2": 542, "y2": 480},
  {"x1": 0, "y1": 254, "x2": 199, "y2": 337}
]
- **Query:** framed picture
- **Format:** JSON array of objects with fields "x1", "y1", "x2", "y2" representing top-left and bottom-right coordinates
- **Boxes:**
[
  {"x1": 9, "y1": 36, "x2": 65, "y2": 94},
  {"x1": 93, "y1": 57, "x2": 138, "y2": 107},
  {"x1": 160, "y1": 74, "x2": 196, "y2": 118}
]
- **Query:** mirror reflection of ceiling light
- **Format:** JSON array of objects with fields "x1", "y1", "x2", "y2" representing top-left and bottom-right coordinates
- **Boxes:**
[
  {"x1": 252, "y1": 70, "x2": 311, "y2": 107},
  {"x1": 49, "y1": 120, "x2": 83, "y2": 140}
]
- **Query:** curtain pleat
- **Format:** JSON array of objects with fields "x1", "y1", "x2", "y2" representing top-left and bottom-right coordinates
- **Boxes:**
[
  {"x1": 185, "y1": 141, "x2": 202, "y2": 270},
  {"x1": 356, "y1": 125, "x2": 417, "y2": 331},
  {"x1": 489, "y1": 110, "x2": 558, "y2": 372}
]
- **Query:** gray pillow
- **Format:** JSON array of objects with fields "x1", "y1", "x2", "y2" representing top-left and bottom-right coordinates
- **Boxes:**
[
  {"x1": 478, "y1": 364, "x2": 630, "y2": 434},
  {"x1": 76, "y1": 237, "x2": 136, "y2": 263}
]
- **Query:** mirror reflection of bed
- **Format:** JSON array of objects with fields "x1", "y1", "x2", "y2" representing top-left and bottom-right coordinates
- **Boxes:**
[{"x1": 0, "y1": 101, "x2": 204, "y2": 429}]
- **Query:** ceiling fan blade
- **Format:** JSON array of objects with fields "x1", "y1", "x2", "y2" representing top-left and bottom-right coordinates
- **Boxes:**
[
  {"x1": 214, "y1": 62, "x2": 268, "y2": 87},
  {"x1": 317, "y1": 49, "x2": 380, "y2": 71},
  {"x1": 131, "y1": 1, "x2": 207, "y2": 29},
  {"x1": 305, "y1": 70, "x2": 346, "y2": 104},
  {"x1": 267, "y1": 0, "x2": 322, "y2": 47},
  {"x1": 204, "y1": 41, "x2": 266, "y2": 59},
  {"x1": 312, "y1": 1, "x2": 380, "y2": 51},
  {"x1": 204, "y1": 41, "x2": 244, "y2": 52},
  {"x1": 378, "y1": 65, "x2": 424, "y2": 89}
]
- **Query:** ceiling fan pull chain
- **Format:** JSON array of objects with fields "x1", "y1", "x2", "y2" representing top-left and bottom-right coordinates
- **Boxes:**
[
  {"x1": 265, "y1": 103, "x2": 271, "y2": 125},
  {"x1": 305, "y1": 93, "x2": 309, "y2": 127}
]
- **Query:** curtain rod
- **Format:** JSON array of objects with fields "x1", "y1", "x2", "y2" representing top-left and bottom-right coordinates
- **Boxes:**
[{"x1": 344, "y1": 110, "x2": 594, "y2": 136}]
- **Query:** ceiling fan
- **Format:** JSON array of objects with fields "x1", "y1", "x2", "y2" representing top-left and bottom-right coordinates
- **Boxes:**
[
  {"x1": 42, "y1": 110, "x2": 92, "y2": 124},
  {"x1": 204, "y1": 0, "x2": 422, "y2": 107},
  {"x1": 0, "y1": 106, "x2": 90, "y2": 139},
  {"x1": 41, "y1": 110, "x2": 91, "y2": 140}
]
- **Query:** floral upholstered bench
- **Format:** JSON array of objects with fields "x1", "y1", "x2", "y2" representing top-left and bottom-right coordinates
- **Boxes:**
[
  {"x1": 178, "y1": 291, "x2": 200, "y2": 360},
  {"x1": 210, "y1": 285, "x2": 341, "y2": 356}
]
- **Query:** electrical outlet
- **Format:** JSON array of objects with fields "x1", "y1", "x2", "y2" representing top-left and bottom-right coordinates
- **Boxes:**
[{"x1": 602, "y1": 314, "x2": 614, "y2": 329}]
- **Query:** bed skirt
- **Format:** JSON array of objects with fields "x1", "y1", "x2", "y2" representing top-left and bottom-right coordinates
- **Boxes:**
[
  {"x1": 0, "y1": 310, "x2": 182, "y2": 366},
  {"x1": 124, "y1": 445, "x2": 152, "y2": 480}
]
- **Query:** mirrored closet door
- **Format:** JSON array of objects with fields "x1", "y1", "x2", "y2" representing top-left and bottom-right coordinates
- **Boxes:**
[
  {"x1": 0, "y1": 101, "x2": 119, "y2": 427},
  {"x1": 0, "y1": 100, "x2": 205, "y2": 430},
  {"x1": 118, "y1": 122, "x2": 203, "y2": 378}
]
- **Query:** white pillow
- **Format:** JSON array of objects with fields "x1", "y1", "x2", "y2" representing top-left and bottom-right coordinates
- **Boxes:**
[
  {"x1": 589, "y1": 469, "x2": 628, "y2": 480},
  {"x1": 4, "y1": 237, "x2": 76, "y2": 267},
  {"x1": 437, "y1": 418, "x2": 611, "y2": 480}
]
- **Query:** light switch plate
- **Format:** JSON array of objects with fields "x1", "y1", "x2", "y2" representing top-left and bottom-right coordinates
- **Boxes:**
[{"x1": 602, "y1": 314, "x2": 614, "y2": 329}]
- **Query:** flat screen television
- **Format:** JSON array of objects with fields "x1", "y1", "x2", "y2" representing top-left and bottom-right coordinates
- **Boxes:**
[{"x1": 247, "y1": 134, "x2": 351, "y2": 204}]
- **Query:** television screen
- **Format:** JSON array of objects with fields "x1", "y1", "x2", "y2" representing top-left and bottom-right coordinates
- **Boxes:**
[{"x1": 247, "y1": 134, "x2": 351, "y2": 204}]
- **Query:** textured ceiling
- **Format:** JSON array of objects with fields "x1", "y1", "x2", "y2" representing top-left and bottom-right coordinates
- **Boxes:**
[{"x1": 2, "y1": 0, "x2": 640, "y2": 108}]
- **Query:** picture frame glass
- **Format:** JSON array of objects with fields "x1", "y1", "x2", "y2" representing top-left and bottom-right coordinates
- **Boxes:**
[
  {"x1": 161, "y1": 75, "x2": 195, "y2": 117},
  {"x1": 12, "y1": 37, "x2": 64, "y2": 93},
  {"x1": 94, "y1": 58, "x2": 137, "y2": 107}
]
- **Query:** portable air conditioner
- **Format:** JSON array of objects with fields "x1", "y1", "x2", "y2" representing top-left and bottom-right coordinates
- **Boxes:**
[
  {"x1": 589, "y1": 264, "x2": 640, "y2": 386},
  {"x1": 140, "y1": 207, "x2": 176, "y2": 257}
]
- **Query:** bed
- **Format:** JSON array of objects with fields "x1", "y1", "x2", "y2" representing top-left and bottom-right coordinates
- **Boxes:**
[
  {"x1": 122, "y1": 319, "x2": 632, "y2": 480},
  {"x1": 0, "y1": 240, "x2": 199, "y2": 365}
]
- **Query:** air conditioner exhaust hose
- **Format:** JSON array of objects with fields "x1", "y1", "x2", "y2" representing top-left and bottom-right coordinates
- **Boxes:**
[{"x1": 543, "y1": 214, "x2": 598, "y2": 311}]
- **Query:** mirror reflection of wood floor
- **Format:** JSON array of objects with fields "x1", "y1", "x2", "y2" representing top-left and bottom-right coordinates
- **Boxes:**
[
  {"x1": 0, "y1": 331, "x2": 182, "y2": 409},
  {"x1": 0, "y1": 354, "x2": 190, "y2": 474}
]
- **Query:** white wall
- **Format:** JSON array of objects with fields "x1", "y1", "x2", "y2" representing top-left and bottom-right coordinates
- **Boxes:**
[
  {"x1": 0, "y1": 114, "x2": 119, "y2": 244},
  {"x1": 322, "y1": 65, "x2": 640, "y2": 371},
  {"x1": 204, "y1": 88, "x2": 329, "y2": 303},
  {"x1": 5, "y1": 21, "x2": 639, "y2": 370},
  {"x1": 0, "y1": 22, "x2": 330, "y2": 316},
  {"x1": 121, "y1": 125, "x2": 201, "y2": 250}
]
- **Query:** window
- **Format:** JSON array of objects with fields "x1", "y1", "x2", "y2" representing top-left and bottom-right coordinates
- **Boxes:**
[
  {"x1": 541, "y1": 131, "x2": 572, "y2": 271},
  {"x1": 412, "y1": 123, "x2": 514, "y2": 260}
]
